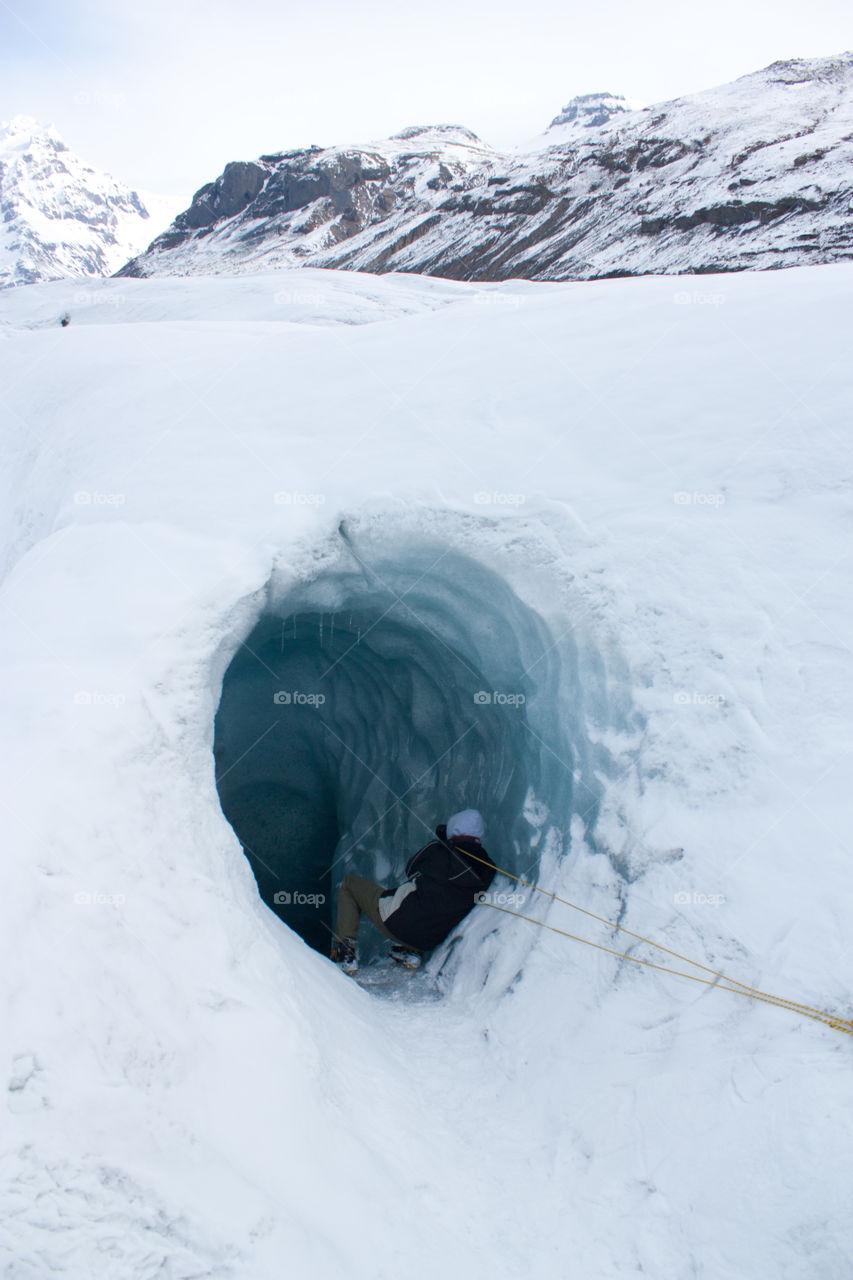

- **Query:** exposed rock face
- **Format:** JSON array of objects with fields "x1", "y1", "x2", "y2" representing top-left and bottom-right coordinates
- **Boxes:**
[
  {"x1": 0, "y1": 116, "x2": 181, "y2": 288},
  {"x1": 546, "y1": 92, "x2": 632, "y2": 133},
  {"x1": 119, "y1": 125, "x2": 495, "y2": 277},
  {"x1": 118, "y1": 53, "x2": 853, "y2": 283},
  {"x1": 181, "y1": 161, "x2": 268, "y2": 230}
]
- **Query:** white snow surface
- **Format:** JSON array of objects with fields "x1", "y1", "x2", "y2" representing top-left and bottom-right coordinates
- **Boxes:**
[
  {"x1": 0, "y1": 115, "x2": 182, "y2": 288},
  {"x1": 1, "y1": 263, "x2": 852, "y2": 1278}
]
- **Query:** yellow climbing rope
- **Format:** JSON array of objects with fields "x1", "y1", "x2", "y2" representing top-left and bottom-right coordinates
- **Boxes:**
[{"x1": 456, "y1": 846, "x2": 853, "y2": 1038}]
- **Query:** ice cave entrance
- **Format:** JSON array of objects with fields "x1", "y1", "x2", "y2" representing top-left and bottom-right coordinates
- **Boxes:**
[{"x1": 213, "y1": 538, "x2": 574, "y2": 957}]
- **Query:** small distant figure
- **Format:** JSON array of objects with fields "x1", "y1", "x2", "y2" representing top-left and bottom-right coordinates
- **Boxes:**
[{"x1": 331, "y1": 809, "x2": 496, "y2": 975}]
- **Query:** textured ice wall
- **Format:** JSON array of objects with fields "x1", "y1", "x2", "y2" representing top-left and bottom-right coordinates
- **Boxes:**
[{"x1": 213, "y1": 526, "x2": 586, "y2": 956}]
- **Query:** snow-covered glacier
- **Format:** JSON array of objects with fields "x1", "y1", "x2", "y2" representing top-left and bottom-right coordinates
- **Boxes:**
[{"x1": 1, "y1": 264, "x2": 851, "y2": 1278}]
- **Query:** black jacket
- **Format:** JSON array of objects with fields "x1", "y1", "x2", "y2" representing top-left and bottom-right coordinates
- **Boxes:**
[{"x1": 380, "y1": 834, "x2": 496, "y2": 951}]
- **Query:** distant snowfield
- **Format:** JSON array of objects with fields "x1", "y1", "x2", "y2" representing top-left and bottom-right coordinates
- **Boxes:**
[{"x1": 1, "y1": 264, "x2": 852, "y2": 1278}]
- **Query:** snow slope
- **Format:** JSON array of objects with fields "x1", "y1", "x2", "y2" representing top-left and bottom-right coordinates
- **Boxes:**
[
  {"x1": 1, "y1": 263, "x2": 852, "y2": 1278},
  {"x1": 0, "y1": 116, "x2": 182, "y2": 288}
]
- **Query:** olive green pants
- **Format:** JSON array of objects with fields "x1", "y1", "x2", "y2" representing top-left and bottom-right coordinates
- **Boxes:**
[{"x1": 334, "y1": 873, "x2": 402, "y2": 945}]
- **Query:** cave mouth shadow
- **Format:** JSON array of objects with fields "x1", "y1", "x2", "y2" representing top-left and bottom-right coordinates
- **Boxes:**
[
  {"x1": 218, "y1": 778, "x2": 337, "y2": 953},
  {"x1": 213, "y1": 546, "x2": 576, "y2": 959}
]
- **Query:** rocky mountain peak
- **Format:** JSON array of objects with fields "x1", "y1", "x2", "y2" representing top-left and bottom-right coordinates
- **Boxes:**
[
  {"x1": 2, "y1": 114, "x2": 64, "y2": 146},
  {"x1": 759, "y1": 50, "x2": 853, "y2": 85},
  {"x1": 0, "y1": 117, "x2": 181, "y2": 288},
  {"x1": 390, "y1": 124, "x2": 485, "y2": 144},
  {"x1": 546, "y1": 93, "x2": 631, "y2": 132}
]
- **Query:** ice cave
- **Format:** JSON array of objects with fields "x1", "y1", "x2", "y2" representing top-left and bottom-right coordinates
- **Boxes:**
[{"x1": 213, "y1": 531, "x2": 581, "y2": 957}]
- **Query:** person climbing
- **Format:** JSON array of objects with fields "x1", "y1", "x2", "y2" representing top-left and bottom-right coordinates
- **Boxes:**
[{"x1": 330, "y1": 808, "x2": 496, "y2": 975}]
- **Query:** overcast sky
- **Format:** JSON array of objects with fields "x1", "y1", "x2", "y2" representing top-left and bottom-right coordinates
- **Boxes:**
[{"x1": 1, "y1": 0, "x2": 851, "y2": 200}]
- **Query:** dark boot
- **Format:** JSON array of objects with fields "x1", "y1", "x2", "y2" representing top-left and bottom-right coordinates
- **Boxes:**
[
  {"x1": 330, "y1": 936, "x2": 358, "y2": 974},
  {"x1": 389, "y1": 942, "x2": 423, "y2": 970}
]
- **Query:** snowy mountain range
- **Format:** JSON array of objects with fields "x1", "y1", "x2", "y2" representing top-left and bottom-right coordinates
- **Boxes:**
[
  {"x1": 0, "y1": 115, "x2": 181, "y2": 288},
  {"x1": 119, "y1": 52, "x2": 853, "y2": 282}
]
